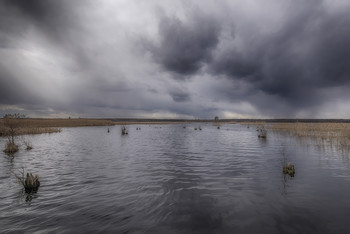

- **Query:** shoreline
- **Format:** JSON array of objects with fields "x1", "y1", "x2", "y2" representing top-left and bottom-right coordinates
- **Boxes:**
[
  {"x1": 1, "y1": 117, "x2": 350, "y2": 128},
  {"x1": 1, "y1": 118, "x2": 349, "y2": 150}
]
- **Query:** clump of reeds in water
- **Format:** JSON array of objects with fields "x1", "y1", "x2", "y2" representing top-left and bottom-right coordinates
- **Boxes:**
[
  {"x1": 283, "y1": 163, "x2": 295, "y2": 177},
  {"x1": 4, "y1": 142, "x2": 19, "y2": 154},
  {"x1": 121, "y1": 126, "x2": 128, "y2": 135},
  {"x1": 257, "y1": 127, "x2": 267, "y2": 139},
  {"x1": 14, "y1": 169, "x2": 40, "y2": 193},
  {"x1": 24, "y1": 140, "x2": 33, "y2": 150}
]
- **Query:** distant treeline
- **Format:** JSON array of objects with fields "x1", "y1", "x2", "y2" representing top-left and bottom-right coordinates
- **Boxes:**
[
  {"x1": 227, "y1": 119, "x2": 350, "y2": 123},
  {"x1": 109, "y1": 118, "x2": 350, "y2": 123}
]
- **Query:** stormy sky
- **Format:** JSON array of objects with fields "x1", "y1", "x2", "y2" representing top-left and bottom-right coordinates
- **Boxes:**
[{"x1": 1, "y1": 0, "x2": 350, "y2": 119}]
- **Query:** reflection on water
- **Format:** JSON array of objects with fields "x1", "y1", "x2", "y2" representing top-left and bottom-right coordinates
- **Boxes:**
[{"x1": 1, "y1": 124, "x2": 350, "y2": 233}]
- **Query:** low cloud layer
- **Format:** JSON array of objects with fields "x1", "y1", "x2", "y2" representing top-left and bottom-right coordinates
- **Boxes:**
[{"x1": 1, "y1": 0, "x2": 350, "y2": 118}]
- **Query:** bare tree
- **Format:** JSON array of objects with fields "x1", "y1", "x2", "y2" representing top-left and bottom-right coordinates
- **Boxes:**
[{"x1": 3, "y1": 113, "x2": 25, "y2": 154}]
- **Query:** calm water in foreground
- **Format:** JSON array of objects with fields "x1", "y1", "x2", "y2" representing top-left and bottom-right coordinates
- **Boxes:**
[{"x1": 1, "y1": 124, "x2": 350, "y2": 233}]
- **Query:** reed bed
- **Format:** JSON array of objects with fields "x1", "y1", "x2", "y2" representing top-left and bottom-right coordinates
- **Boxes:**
[
  {"x1": 0, "y1": 118, "x2": 115, "y2": 128},
  {"x1": 17, "y1": 127, "x2": 61, "y2": 135},
  {"x1": 268, "y1": 122, "x2": 350, "y2": 150},
  {"x1": 268, "y1": 122, "x2": 350, "y2": 137},
  {"x1": 0, "y1": 118, "x2": 115, "y2": 136},
  {"x1": 0, "y1": 126, "x2": 61, "y2": 136}
]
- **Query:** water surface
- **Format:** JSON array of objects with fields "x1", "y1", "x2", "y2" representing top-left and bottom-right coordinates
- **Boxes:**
[{"x1": 1, "y1": 124, "x2": 350, "y2": 233}]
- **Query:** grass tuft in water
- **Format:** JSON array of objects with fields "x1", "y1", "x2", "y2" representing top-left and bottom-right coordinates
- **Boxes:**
[
  {"x1": 283, "y1": 163, "x2": 295, "y2": 177},
  {"x1": 257, "y1": 127, "x2": 267, "y2": 139},
  {"x1": 4, "y1": 142, "x2": 18, "y2": 154},
  {"x1": 24, "y1": 140, "x2": 33, "y2": 150},
  {"x1": 121, "y1": 126, "x2": 128, "y2": 135},
  {"x1": 14, "y1": 169, "x2": 40, "y2": 193}
]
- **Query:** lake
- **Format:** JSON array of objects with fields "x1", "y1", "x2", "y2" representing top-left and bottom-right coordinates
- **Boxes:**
[{"x1": 1, "y1": 124, "x2": 350, "y2": 233}]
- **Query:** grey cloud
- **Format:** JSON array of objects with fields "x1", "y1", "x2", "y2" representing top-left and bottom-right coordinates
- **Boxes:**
[
  {"x1": 211, "y1": 50, "x2": 262, "y2": 82},
  {"x1": 149, "y1": 10, "x2": 221, "y2": 76},
  {"x1": 169, "y1": 90, "x2": 191, "y2": 102},
  {"x1": 312, "y1": 12, "x2": 350, "y2": 85},
  {"x1": 1, "y1": 0, "x2": 350, "y2": 119},
  {"x1": 3, "y1": 0, "x2": 83, "y2": 41},
  {"x1": 209, "y1": 2, "x2": 350, "y2": 114},
  {"x1": 0, "y1": 65, "x2": 39, "y2": 105},
  {"x1": 1, "y1": 0, "x2": 95, "y2": 71}
]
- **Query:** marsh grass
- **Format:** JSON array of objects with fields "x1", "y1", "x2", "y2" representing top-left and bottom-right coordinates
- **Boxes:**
[
  {"x1": 18, "y1": 127, "x2": 61, "y2": 135},
  {"x1": 0, "y1": 118, "x2": 115, "y2": 136},
  {"x1": 269, "y1": 123, "x2": 350, "y2": 152},
  {"x1": 0, "y1": 124, "x2": 61, "y2": 136}
]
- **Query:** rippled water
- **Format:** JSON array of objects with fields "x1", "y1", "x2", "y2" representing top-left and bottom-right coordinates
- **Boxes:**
[{"x1": 1, "y1": 124, "x2": 350, "y2": 233}]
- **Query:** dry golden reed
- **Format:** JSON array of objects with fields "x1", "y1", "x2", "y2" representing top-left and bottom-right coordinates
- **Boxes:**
[
  {"x1": 0, "y1": 118, "x2": 115, "y2": 136},
  {"x1": 268, "y1": 122, "x2": 350, "y2": 150}
]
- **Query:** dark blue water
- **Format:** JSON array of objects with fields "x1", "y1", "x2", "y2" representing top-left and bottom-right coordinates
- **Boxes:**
[{"x1": 1, "y1": 124, "x2": 350, "y2": 233}]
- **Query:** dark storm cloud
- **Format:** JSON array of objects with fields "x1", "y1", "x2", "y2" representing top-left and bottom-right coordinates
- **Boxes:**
[
  {"x1": 142, "y1": 0, "x2": 350, "y2": 115},
  {"x1": 208, "y1": 2, "x2": 350, "y2": 112},
  {"x1": 1, "y1": 0, "x2": 350, "y2": 118},
  {"x1": 3, "y1": 0, "x2": 83, "y2": 41},
  {"x1": 313, "y1": 12, "x2": 350, "y2": 85},
  {"x1": 149, "y1": 10, "x2": 221, "y2": 76}
]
